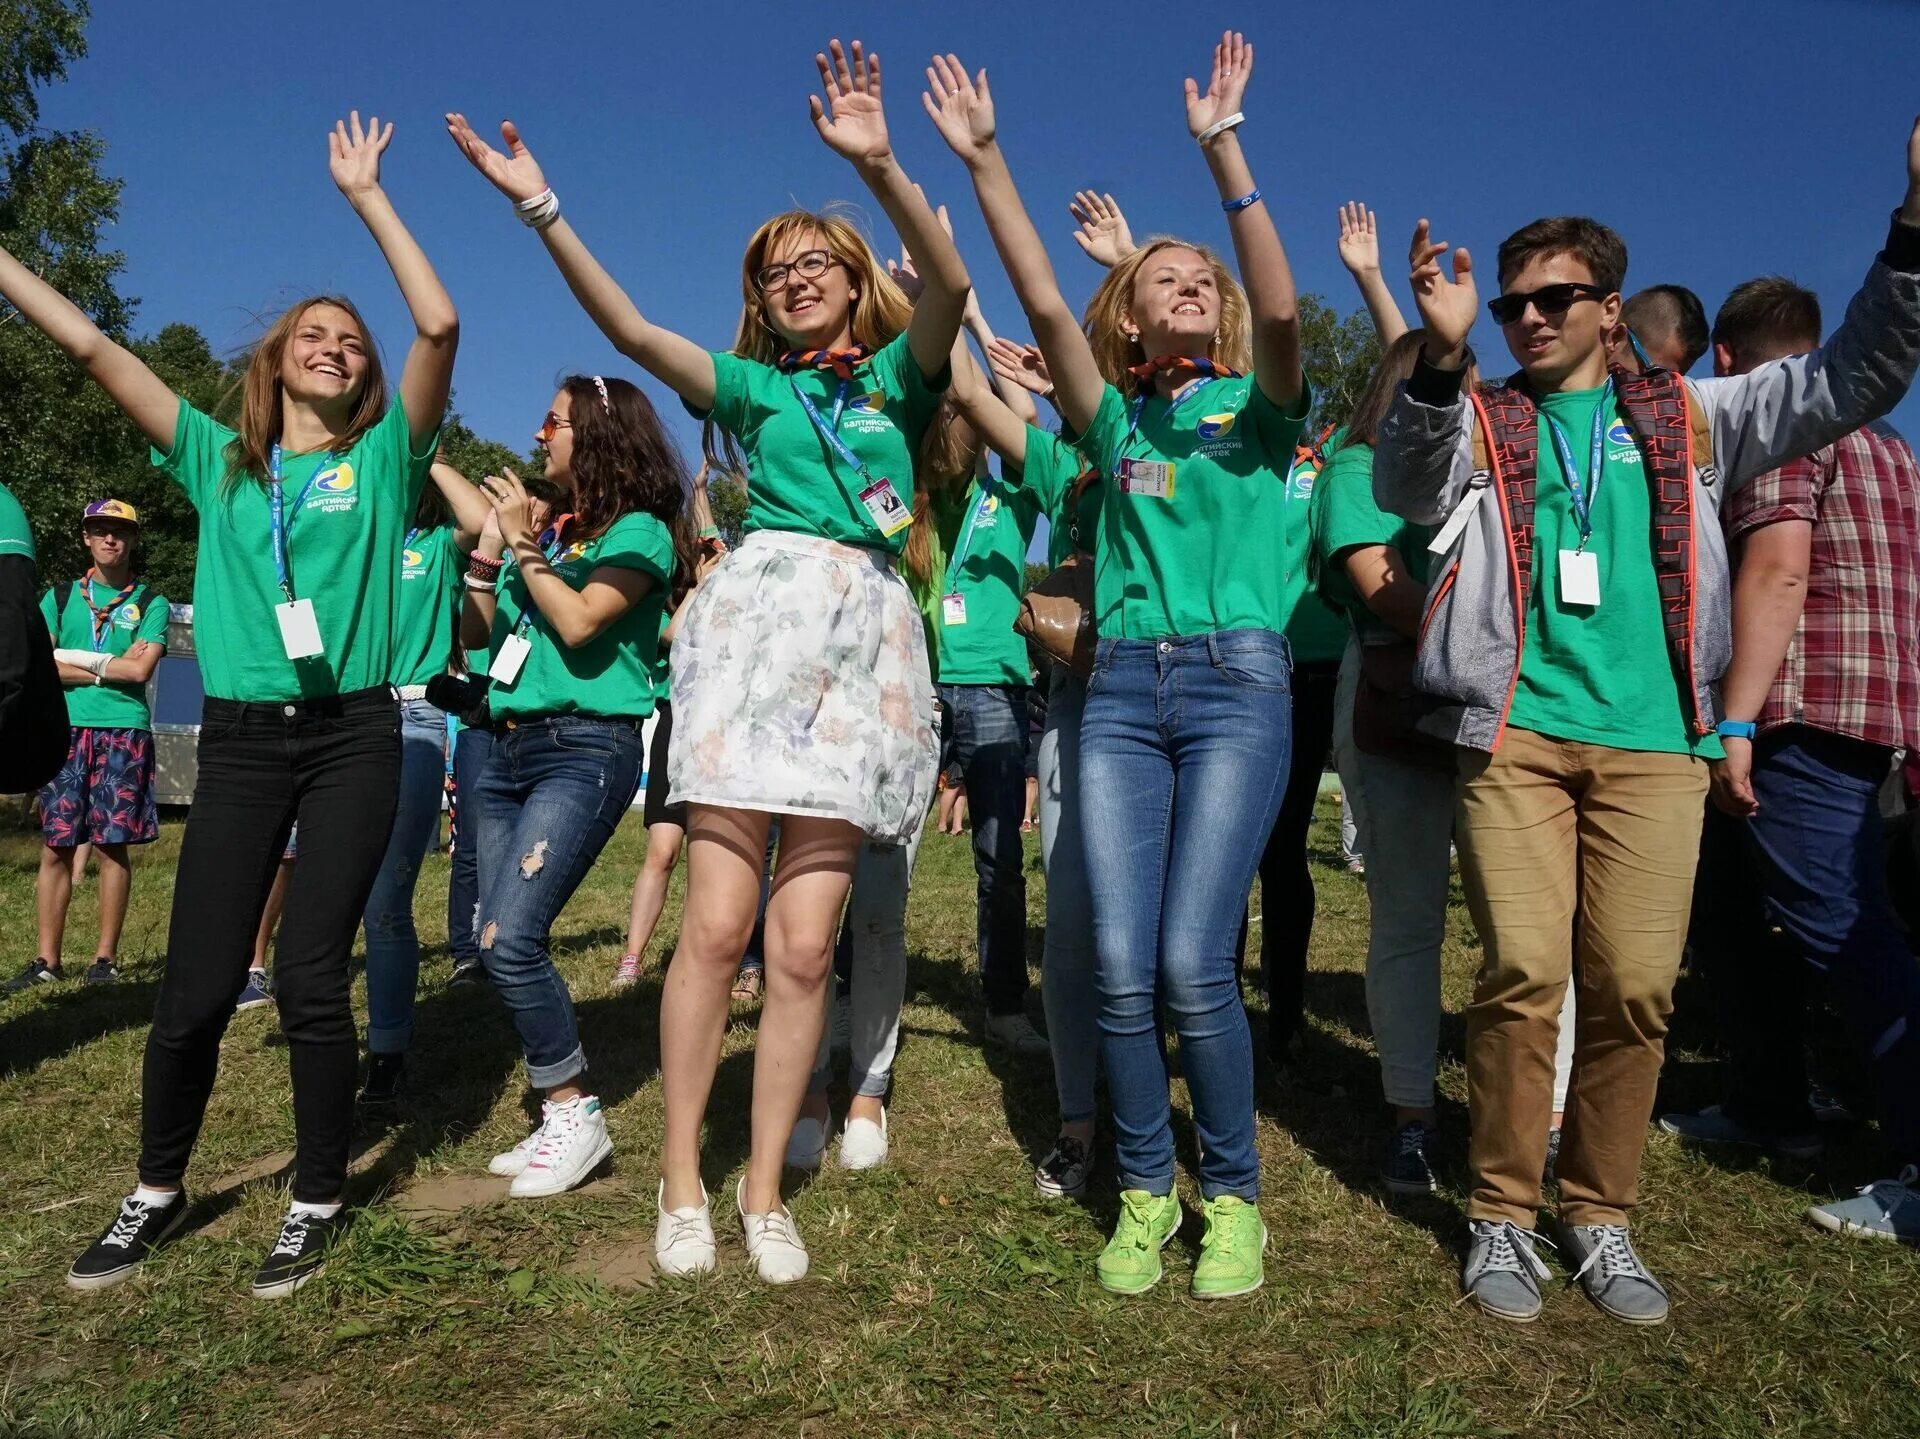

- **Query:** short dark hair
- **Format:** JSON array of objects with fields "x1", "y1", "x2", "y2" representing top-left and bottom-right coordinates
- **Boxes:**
[
  {"x1": 1622, "y1": 284, "x2": 1709, "y2": 369},
  {"x1": 1712, "y1": 277, "x2": 1822, "y2": 362},
  {"x1": 1496, "y1": 216, "x2": 1628, "y2": 296}
]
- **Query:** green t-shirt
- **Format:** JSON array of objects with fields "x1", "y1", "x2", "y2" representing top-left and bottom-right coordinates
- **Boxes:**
[
  {"x1": 391, "y1": 523, "x2": 461, "y2": 688},
  {"x1": 1507, "y1": 385, "x2": 1720, "y2": 757},
  {"x1": 152, "y1": 396, "x2": 435, "y2": 701},
  {"x1": 1308, "y1": 440, "x2": 1435, "y2": 643},
  {"x1": 1013, "y1": 424, "x2": 1099, "y2": 570},
  {"x1": 689, "y1": 332, "x2": 947, "y2": 554},
  {"x1": 932, "y1": 475, "x2": 1040, "y2": 687},
  {"x1": 1280, "y1": 431, "x2": 1353, "y2": 664},
  {"x1": 0, "y1": 483, "x2": 34, "y2": 562},
  {"x1": 487, "y1": 511, "x2": 675, "y2": 722},
  {"x1": 41, "y1": 578, "x2": 171, "y2": 730},
  {"x1": 1071, "y1": 373, "x2": 1311, "y2": 639}
]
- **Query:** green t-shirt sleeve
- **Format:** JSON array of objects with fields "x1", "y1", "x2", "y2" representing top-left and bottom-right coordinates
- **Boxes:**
[
  {"x1": 0, "y1": 485, "x2": 35, "y2": 560},
  {"x1": 594, "y1": 513, "x2": 675, "y2": 587},
  {"x1": 1066, "y1": 384, "x2": 1128, "y2": 474},
  {"x1": 136, "y1": 593, "x2": 171, "y2": 646},
  {"x1": 688, "y1": 351, "x2": 767, "y2": 434},
  {"x1": 866, "y1": 330, "x2": 950, "y2": 442},
  {"x1": 369, "y1": 394, "x2": 436, "y2": 511},
  {"x1": 1314, "y1": 445, "x2": 1397, "y2": 562},
  {"x1": 1009, "y1": 424, "x2": 1072, "y2": 511},
  {"x1": 150, "y1": 398, "x2": 236, "y2": 507},
  {"x1": 1243, "y1": 373, "x2": 1313, "y2": 461},
  {"x1": 38, "y1": 589, "x2": 58, "y2": 637}
]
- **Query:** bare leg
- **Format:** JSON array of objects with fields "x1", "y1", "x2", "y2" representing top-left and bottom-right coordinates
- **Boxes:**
[
  {"x1": 253, "y1": 858, "x2": 293, "y2": 970},
  {"x1": 622, "y1": 821, "x2": 686, "y2": 960},
  {"x1": 93, "y1": 843, "x2": 132, "y2": 962},
  {"x1": 34, "y1": 844, "x2": 80, "y2": 968}
]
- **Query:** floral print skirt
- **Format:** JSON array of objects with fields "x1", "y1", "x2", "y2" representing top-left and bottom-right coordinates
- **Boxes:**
[{"x1": 668, "y1": 531, "x2": 938, "y2": 843}]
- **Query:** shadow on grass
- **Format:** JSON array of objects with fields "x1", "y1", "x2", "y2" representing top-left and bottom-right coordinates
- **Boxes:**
[{"x1": 0, "y1": 973, "x2": 161, "y2": 1079}]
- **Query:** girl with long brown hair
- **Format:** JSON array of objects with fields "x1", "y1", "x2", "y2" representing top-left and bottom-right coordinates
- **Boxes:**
[
  {"x1": 448, "y1": 37, "x2": 967, "y2": 1283},
  {"x1": 7, "y1": 113, "x2": 460, "y2": 1300}
]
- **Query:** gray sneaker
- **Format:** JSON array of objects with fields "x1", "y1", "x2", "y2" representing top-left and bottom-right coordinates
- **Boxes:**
[
  {"x1": 1561, "y1": 1223, "x2": 1670, "y2": 1325},
  {"x1": 1462, "y1": 1219, "x2": 1552, "y2": 1323},
  {"x1": 1658, "y1": 1103, "x2": 1822, "y2": 1160},
  {"x1": 1806, "y1": 1166, "x2": 1920, "y2": 1244},
  {"x1": 984, "y1": 1011, "x2": 1050, "y2": 1057}
]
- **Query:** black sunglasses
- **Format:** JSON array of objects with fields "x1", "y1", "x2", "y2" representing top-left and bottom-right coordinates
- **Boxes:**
[{"x1": 1487, "y1": 282, "x2": 1608, "y2": 326}]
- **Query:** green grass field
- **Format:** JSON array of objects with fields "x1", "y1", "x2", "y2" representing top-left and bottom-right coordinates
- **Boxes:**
[{"x1": 2, "y1": 802, "x2": 1916, "y2": 1438}]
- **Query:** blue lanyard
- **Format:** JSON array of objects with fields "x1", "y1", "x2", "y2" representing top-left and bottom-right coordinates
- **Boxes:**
[
  {"x1": 268, "y1": 443, "x2": 331, "y2": 602},
  {"x1": 792, "y1": 379, "x2": 872, "y2": 483},
  {"x1": 943, "y1": 479, "x2": 997, "y2": 595},
  {"x1": 509, "y1": 519, "x2": 575, "y2": 639},
  {"x1": 1539, "y1": 379, "x2": 1613, "y2": 548},
  {"x1": 1120, "y1": 375, "x2": 1221, "y2": 460}
]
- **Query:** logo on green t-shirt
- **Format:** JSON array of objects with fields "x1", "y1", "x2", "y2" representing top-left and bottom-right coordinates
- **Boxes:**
[{"x1": 306, "y1": 460, "x2": 360, "y2": 514}]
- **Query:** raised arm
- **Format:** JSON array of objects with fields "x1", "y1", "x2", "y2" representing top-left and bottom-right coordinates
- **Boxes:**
[
  {"x1": 947, "y1": 331, "x2": 1033, "y2": 471},
  {"x1": 480, "y1": 469, "x2": 651, "y2": 648},
  {"x1": 810, "y1": 40, "x2": 968, "y2": 379},
  {"x1": 1069, "y1": 190, "x2": 1137, "y2": 270},
  {"x1": 428, "y1": 459, "x2": 491, "y2": 549},
  {"x1": 446, "y1": 114, "x2": 717, "y2": 411},
  {"x1": 328, "y1": 112, "x2": 458, "y2": 453},
  {"x1": 0, "y1": 248, "x2": 178, "y2": 452},
  {"x1": 1187, "y1": 33, "x2": 1301, "y2": 410},
  {"x1": 925, "y1": 54, "x2": 1107, "y2": 436},
  {"x1": 1337, "y1": 202, "x2": 1409, "y2": 346}
]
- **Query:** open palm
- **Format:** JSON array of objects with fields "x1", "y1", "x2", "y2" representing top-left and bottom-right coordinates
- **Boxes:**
[
  {"x1": 444, "y1": 113, "x2": 548, "y2": 204},
  {"x1": 1185, "y1": 31, "x2": 1252, "y2": 139},
  {"x1": 811, "y1": 40, "x2": 891, "y2": 164},
  {"x1": 328, "y1": 111, "x2": 392, "y2": 198},
  {"x1": 922, "y1": 53, "x2": 996, "y2": 159},
  {"x1": 1408, "y1": 219, "x2": 1477, "y2": 356}
]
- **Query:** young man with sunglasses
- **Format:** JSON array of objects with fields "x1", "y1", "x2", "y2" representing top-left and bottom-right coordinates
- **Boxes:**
[{"x1": 1375, "y1": 119, "x2": 1920, "y2": 1325}]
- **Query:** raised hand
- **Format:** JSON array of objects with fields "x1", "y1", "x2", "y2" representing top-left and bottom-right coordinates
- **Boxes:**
[
  {"x1": 480, "y1": 468, "x2": 535, "y2": 551},
  {"x1": 986, "y1": 336, "x2": 1053, "y2": 397},
  {"x1": 1069, "y1": 190, "x2": 1135, "y2": 268},
  {"x1": 887, "y1": 197, "x2": 953, "y2": 302},
  {"x1": 810, "y1": 39, "x2": 892, "y2": 166},
  {"x1": 922, "y1": 53, "x2": 996, "y2": 162},
  {"x1": 1336, "y1": 202, "x2": 1384, "y2": 278},
  {"x1": 1903, "y1": 114, "x2": 1920, "y2": 223},
  {"x1": 1408, "y1": 219, "x2": 1476, "y2": 365},
  {"x1": 445, "y1": 114, "x2": 549, "y2": 204},
  {"x1": 1185, "y1": 30, "x2": 1252, "y2": 141},
  {"x1": 329, "y1": 111, "x2": 393, "y2": 199}
]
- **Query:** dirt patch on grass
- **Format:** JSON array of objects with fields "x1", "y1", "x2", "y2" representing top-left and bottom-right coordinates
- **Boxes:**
[
  {"x1": 566, "y1": 1238, "x2": 657, "y2": 1290},
  {"x1": 393, "y1": 1174, "x2": 509, "y2": 1216}
]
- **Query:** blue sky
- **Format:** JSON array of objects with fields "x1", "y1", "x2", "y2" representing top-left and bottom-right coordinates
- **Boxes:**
[{"x1": 36, "y1": 0, "x2": 1920, "y2": 467}]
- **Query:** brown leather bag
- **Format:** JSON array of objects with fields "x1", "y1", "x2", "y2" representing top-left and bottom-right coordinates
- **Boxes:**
[
  {"x1": 1012, "y1": 466, "x2": 1101, "y2": 678},
  {"x1": 1353, "y1": 641, "x2": 1456, "y2": 770}
]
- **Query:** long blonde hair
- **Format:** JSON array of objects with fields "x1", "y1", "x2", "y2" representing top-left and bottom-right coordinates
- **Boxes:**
[
  {"x1": 900, "y1": 398, "x2": 981, "y2": 596},
  {"x1": 222, "y1": 295, "x2": 388, "y2": 488},
  {"x1": 1081, "y1": 238, "x2": 1253, "y2": 388},
  {"x1": 702, "y1": 207, "x2": 915, "y2": 477}
]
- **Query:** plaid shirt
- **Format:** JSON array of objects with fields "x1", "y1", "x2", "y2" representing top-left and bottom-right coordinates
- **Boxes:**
[{"x1": 1725, "y1": 420, "x2": 1920, "y2": 751}]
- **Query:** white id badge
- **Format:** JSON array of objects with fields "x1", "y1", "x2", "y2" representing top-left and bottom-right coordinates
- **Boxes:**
[
  {"x1": 1428, "y1": 484, "x2": 1488, "y2": 554},
  {"x1": 941, "y1": 592, "x2": 968, "y2": 626},
  {"x1": 489, "y1": 632, "x2": 533, "y2": 685},
  {"x1": 1559, "y1": 549, "x2": 1601, "y2": 607},
  {"x1": 274, "y1": 599, "x2": 325, "y2": 659},
  {"x1": 859, "y1": 478, "x2": 913, "y2": 538},
  {"x1": 1117, "y1": 458, "x2": 1175, "y2": 499}
]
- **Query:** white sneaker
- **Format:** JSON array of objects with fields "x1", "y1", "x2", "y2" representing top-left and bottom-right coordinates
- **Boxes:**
[
  {"x1": 985, "y1": 1011, "x2": 1051, "y2": 1056},
  {"x1": 488, "y1": 1102, "x2": 556, "y2": 1176},
  {"x1": 838, "y1": 1109, "x2": 889, "y2": 1170},
  {"x1": 508, "y1": 1096, "x2": 613, "y2": 1198},
  {"x1": 785, "y1": 1113, "x2": 829, "y2": 1170},
  {"x1": 654, "y1": 1180, "x2": 716, "y2": 1277},
  {"x1": 737, "y1": 1176, "x2": 809, "y2": 1284}
]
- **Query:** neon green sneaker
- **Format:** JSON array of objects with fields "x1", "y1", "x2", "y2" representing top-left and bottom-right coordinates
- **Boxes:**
[
  {"x1": 1192, "y1": 1195, "x2": 1267, "y2": 1299},
  {"x1": 1097, "y1": 1189, "x2": 1181, "y2": 1295}
]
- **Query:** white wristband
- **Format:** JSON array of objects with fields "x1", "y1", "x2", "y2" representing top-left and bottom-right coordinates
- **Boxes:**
[
  {"x1": 1196, "y1": 111, "x2": 1245, "y2": 146},
  {"x1": 463, "y1": 575, "x2": 498, "y2": 593},
  {"x1": 515, "y1": 187, "x2": 560, "y2": 231}
]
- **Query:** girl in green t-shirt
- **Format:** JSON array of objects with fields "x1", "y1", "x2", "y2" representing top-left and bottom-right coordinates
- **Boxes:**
[
  {"x1": 9, "y1": 113, "x2": 460, "y2": 1301},
  {"x1": 449, "y1": 38, "x2": 969, "y2": 1284},
  {"x1": 930, "y1": 34, "x2": 1306, "y2": 1299}
]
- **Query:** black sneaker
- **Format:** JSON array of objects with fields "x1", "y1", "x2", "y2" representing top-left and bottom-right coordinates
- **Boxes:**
[
  {"x1": 1543, "y1": 1126, "x2": 1564, "y2": 1189},
  {"x1": 251, "y1": 1207, "x2": 350, "y2": 1300},
  {"x1": 357, "y1": 1053, "x2": 405, "y2": 1122},
  {"x1": 68, "y1": 1191, "x2": 189, "y2": 1291},
  {"x1": 447, "y1": 958, "x2": 484, "y2": 988},
  {"x1": 1382, "y1": 1120, "x2": 1438, "y2": 1196},
  {"x1": 4, "y1": 959, "x2": 64, "y2": 993},
  {"x1": 84, "y1": 957, "x2": 120, "y2": 985},
  {"x1": 1035, "y1": 1134, "x2": 1092, "y2": 1199}
]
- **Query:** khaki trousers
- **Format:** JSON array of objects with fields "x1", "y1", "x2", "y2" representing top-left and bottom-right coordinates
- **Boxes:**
[{"x1": 1456, "y1": 727, "x2": 1708, "y2": 1227}]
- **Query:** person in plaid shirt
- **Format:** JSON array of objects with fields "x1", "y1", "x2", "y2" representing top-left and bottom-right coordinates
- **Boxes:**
[{"x1": 1662, "y1": 276, "x2": 1920, "y2": 1244}]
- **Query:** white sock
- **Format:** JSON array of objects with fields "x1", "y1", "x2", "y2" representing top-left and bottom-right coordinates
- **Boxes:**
[
  {"x1": 131, "y1": 1185, "x2": 178, "y2": 1207},
  {"x1": 289, "y1": 1200, "x2": 342, "y2": 1219}
]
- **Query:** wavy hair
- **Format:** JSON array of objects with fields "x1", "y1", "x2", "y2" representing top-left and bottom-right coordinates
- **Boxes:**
[
  {"x1": 1081, "y1": 238, "x2": 1253, "y2": 388},
  {"x1": 900, "y1": 397, "x2": 981, "y2": 596},
  {"x1": 1345, "y1": 330, "x2": 1479, "y2": 450},
  {"x1": 557, "y1": 374, "x2": 696, "y2": 599},
  {"x1": 221, "y1": 295, "x2": 388, "y2": 490}
]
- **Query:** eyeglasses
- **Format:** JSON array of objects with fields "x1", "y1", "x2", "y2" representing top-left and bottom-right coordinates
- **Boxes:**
[
  {"x1": 754, "y1": 249, "x2": 839, "y2": 293},
  {"x1": 536, "y1": 412, "x2": 573, "y2": 444},
  {"x1": 1487, "y1": 282, "x2": 1608, "y2": 326}
]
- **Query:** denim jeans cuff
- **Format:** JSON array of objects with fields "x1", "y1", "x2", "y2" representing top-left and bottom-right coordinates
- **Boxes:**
[
  {"x1": 366, "y1": 1023, "x2": 413, "y2": 1056},
  {"x1": 1117, "y1": 1169, "x2": 1175, "y2": 1197},
  {"x1": 1198, "y1": 1182, "x2": 1260, "y2": 1203},
  {"x1": 526, "y1": 1045, "x2": 587, "y2": 1091},
  {"x1": 852, "y1": 1069, "x2": 891, "y2": 1099}
]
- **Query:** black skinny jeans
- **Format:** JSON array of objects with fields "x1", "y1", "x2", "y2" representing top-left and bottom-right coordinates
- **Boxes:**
[{"x1": 140, "y1": 687, "x2": 399, "y2": 1202}]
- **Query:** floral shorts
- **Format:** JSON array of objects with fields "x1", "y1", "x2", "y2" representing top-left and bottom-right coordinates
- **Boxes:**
[
  {"x1": 39, "y1": 727, "x2": 159, "y2": 847},
  {"x1": 669, "y1": 531, "x2": 938, "y2": 844}
]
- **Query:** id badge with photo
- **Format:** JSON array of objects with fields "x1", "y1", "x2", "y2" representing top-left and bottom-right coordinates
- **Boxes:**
[
  {"x1": 941, "y1": 592, "x2": 968, "y2": 626},
  {"x1": 490, "y1": 632, "x2": 533, "y2": 686},
  {"x1": 274, "y1": 599, "x2": 325, "y2": 660},
  {"x1": 1559, "y1": 549, "x2": 1601, "y2": 607},
  {"x1": 1117, "y1": 458, "x2": 1175, "y2": 499},
  {"x1": 860, "y1": 478, "x2": 913, "y2": 538}
]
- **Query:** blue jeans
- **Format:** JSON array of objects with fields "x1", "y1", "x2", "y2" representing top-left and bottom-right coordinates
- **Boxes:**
[
  {"x1": 1038, "y1": 663, "x2": 1099, "y2": 1126},
  {"x1": 473, "y1": 715, "x2": 645, "y2": 1088},
  {"x1": 938, "y1": 683, "x2": 1030, "y2": 1016},
  {"x1": 448, "y1": 724, "x2": 495, "y2": 965},
  {"x1": 1733, "y1": 727, "x2": 1920, "y2": 1165},
  {"x1": 361, "y1": 699, "x2": 447, "y2": 1054},
  {"x1": 1079, "y1": 631, "x2": 1293, "y2": 1200}
]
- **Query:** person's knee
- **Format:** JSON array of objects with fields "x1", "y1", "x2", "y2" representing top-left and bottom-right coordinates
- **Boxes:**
[
  {"x1": 765, "y1": 921, "x2": 836, "y2": 990},
  {"x1": 677, "y1": 904, "x2": 755, "y2": 968},
  {"x1": 642, "y1": 837, "x2": 682, "y2": 880},
  {"x1": 1578, "y1": 957, "x2": 1677, "y2": 1043}
]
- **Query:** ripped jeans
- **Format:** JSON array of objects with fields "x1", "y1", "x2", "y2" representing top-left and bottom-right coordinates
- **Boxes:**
[
  {"x1": 361, "y1": 698, "x2": 449, "y2": 1055},
  {"x1": 472, "y1": 715, "x2": 645, "y2": 1088}
]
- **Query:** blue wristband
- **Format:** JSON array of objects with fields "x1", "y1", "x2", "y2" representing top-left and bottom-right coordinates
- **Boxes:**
[
  {"x1": 1221, "y1": 188, "x2": 1262, "y2": 213},
  {"x1": 1715, "y1": 719, "x2": 1757, "y2": 740}
]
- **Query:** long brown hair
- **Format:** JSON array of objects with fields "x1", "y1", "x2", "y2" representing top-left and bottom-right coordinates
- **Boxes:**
[
  {"x1": 1081, "y1": 239, "x2": 1253, "y2": 388},
  {"x1": 701, "y1": 207, "x2": 914, "y2": 478},
  {"x1": 221, "y1": 295, "x2": 389, "y2": 488},
  {"x1": 557, "y1": 374, "x2": 696, "y2": 599},
  {"x1": 1344, "y1": 330, "x2": 1479, "y2": 450},
  {"x1": 900, "y1": 398, "x2": 981, "y2": 594}
]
